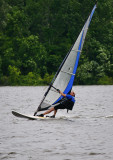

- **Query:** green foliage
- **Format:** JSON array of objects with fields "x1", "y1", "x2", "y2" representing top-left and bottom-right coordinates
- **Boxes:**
[
  {"x1": 0, "y1": 56, "x2": 2, "y2": 74},
  {"x1": 0, "y1": 0, "x2": 9, "y2": 30},
  {"x1": 0, "y1": 56, "x2": 3, "y2": 84},
  {"x1": 97, "y1": 76, "x2": 113, "y2": 85},
  {"x1": 0, "y1": 0, "x2": 113, "y2": 85},
  {"x1": 76, "y1": 60, "x2": 98, "y2": 85},
  {"x1": 0, "y1": 76, "x2": 9, "y2": 86},
  {"x1": 20, "y1": 72, "x2": 42, "y2": 86},
  {"x1": 43, "y1": 73, "x2": 54, "y2": 84},
  {"x1": 6, "y1": 7, "x2": 29, "y2": 37},
  {"x1": 8, "y1": 65, "x2": 21, "y2": 85}
]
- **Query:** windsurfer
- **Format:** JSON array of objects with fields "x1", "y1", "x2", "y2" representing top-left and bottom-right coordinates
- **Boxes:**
[{"x1": 37, "y1": 90, "x2": 75, "y2": 118}]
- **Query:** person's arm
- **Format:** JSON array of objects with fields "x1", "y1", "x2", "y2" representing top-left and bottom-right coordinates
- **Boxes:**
[{"x1": 59, "y1": 90, "x2": 66, "y2": 97}]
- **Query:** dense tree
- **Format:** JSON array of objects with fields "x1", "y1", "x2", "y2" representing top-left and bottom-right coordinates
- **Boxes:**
[{"x1": 0, "y1": 0, "x2": 113, "y2": 85}]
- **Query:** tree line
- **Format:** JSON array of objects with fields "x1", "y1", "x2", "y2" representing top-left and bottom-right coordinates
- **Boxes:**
[{"x1": 0, "y1": 0, "x2": 113, "y2": 85}]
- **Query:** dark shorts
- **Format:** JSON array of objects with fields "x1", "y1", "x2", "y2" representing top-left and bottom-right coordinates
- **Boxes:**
[
  {"x1": 54, "y1": 104, "x2": 67, "y2": 110},
  {"x1": 54, "y1": 99, "x2": 74, "y2": 111}
]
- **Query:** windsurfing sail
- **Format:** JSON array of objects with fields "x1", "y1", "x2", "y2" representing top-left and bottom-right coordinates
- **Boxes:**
[{"x1": 34, "y1": 4, "x2": 97, "y2": 115}]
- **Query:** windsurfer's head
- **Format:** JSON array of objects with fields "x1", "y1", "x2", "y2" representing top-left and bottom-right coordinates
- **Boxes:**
[{"x1": 70, "y1": 91, "x2": 75, "y2": 97}]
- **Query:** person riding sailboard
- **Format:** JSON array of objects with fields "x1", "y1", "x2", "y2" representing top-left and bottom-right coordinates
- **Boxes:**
[
  {"x1": 38, "y1": 89, "x2": 76, "y2": 118},
  {"x1": 33, "y1": 4, "x2": 97, "y2": 118}
]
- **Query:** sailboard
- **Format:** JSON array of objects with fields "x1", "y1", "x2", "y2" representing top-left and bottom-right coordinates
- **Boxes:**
[
  {"x1": 34, "y1": 4, "x2": 97, "y2": 115},
  {"x1": 12, "y1": 111, "x2": 46, "y2": 120},
  {"x1": 12, "y1": 4, "x2": 97, "y2": 119}
]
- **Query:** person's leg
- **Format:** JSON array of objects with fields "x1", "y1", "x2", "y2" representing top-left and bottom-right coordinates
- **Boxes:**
[
  {"x1": 43, "y1": 107, "x2": 54, "y2": 115},
  {"x1": 46, "y1": 108, "x2": 57, "y2": 118},
  {"x1": 38, "y1": 107, "x2": 54, "y2": 117},
  {"x1": 53, "y1": 109, "x2": 57, "y2": 116},
  {"x1": 38, "y1": 103, "x2": 62, "y2": 117},
  {"x1": 38, "y1": 107, "x2": 57, "y2": 118}
]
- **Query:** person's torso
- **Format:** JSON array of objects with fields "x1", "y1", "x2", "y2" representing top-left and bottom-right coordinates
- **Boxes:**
[{"x1": 66, "y1": 94, "x2": 75, "y2": 103}]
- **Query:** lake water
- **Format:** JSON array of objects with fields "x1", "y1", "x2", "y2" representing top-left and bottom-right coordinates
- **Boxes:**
[{"x1": 0, "y1": 86, "x2": 113, "y2": 160}]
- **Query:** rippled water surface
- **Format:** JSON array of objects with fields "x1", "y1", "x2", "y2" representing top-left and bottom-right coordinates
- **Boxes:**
[{"x1": 0, "y1": 86, "x2": 113, "y2": 160}]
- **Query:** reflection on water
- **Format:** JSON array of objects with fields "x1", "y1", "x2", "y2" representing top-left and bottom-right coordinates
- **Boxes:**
[{"x1": 0, "y1": 86, "x2": 113, "y2": 160}]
